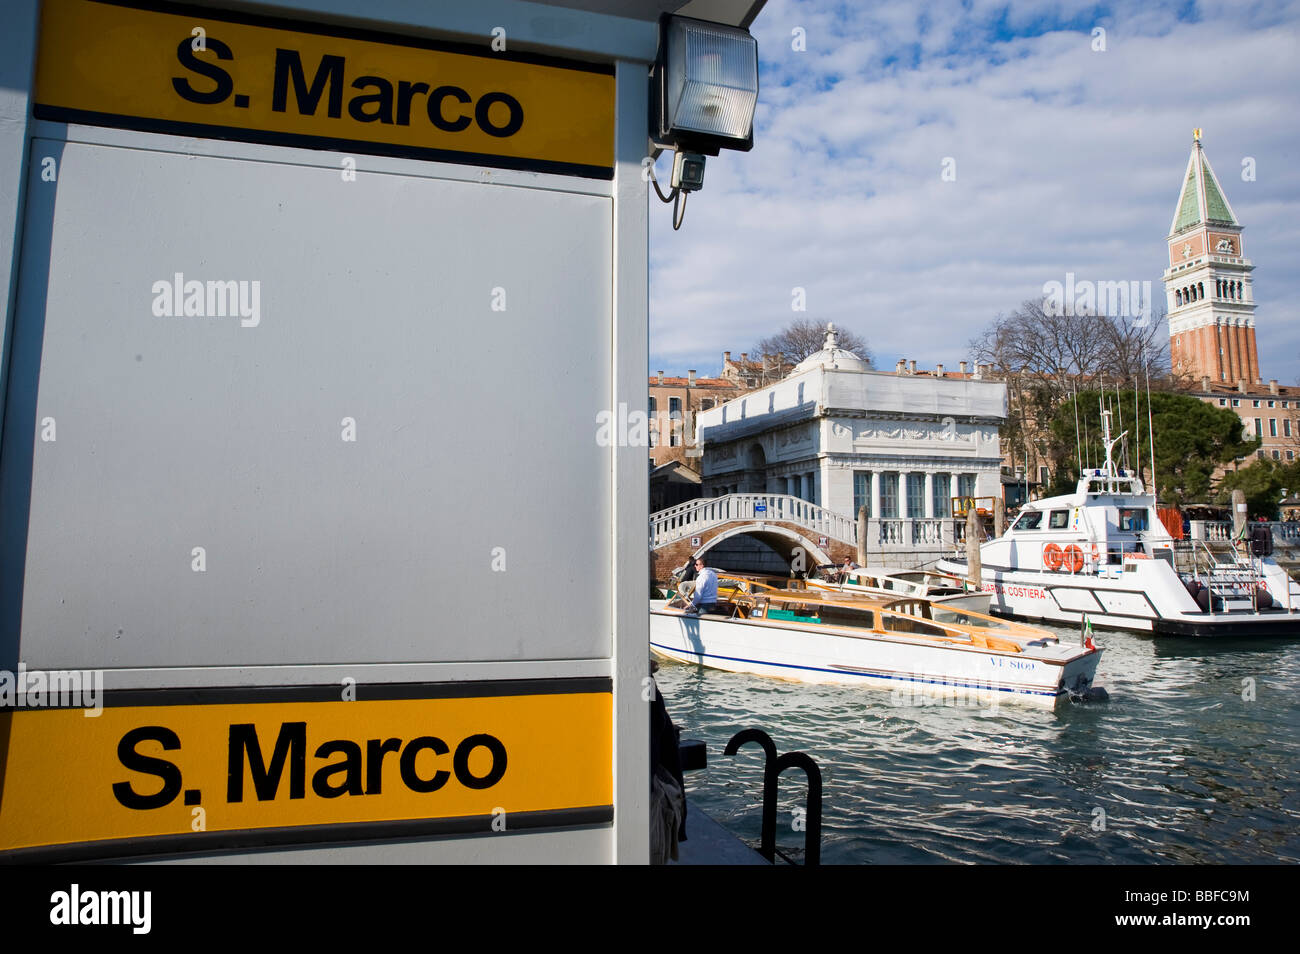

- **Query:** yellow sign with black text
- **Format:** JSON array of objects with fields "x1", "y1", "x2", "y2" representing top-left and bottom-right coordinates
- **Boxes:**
[
  {"x1": 0, "y1": 687, "x2": 612, "y2": 858},
  {"x1": 34, "y1": 0, "x2": 615, "y2": 177}
]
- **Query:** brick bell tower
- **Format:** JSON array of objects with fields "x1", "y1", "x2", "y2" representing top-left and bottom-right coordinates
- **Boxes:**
[{"x1": 1164, "y1": 130, "x2": 1258, "y2": 385}]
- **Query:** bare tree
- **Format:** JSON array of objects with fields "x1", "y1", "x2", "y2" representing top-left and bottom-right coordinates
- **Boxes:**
[
  {"x1": 970, "y1": 298, "x2": 1168, "y2": 397},
  {"x1": 753, "y1": 319, "x2": 872, "y2": 368},
  {"x1": 969, "y1": 298, "x2": 1171, "y2": 497}
]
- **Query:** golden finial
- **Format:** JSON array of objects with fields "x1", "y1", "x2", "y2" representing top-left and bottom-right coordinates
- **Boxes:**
[{"x1": 1193, "y1": 127, "x2": 1202, "y2": 142}]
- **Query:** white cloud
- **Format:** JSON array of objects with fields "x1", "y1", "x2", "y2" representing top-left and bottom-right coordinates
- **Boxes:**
[{"x1": 650, "y1": 0, "x2": 1300, "y2": 383}]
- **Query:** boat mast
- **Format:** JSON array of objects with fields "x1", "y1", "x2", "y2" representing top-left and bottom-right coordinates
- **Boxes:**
[
  {"x1": 1099, "y1": 407, "x2": 1128, "y2": 494},
  {"x1": 1144, "y1": 342, "x2": 1156, "y2": 502},
  {"x1": 1072, "y1": 381, "x2": 1083, "y2": 479},
  {"x1": 1134, "y1": 376, "x2": 1141, "y2": 488}
]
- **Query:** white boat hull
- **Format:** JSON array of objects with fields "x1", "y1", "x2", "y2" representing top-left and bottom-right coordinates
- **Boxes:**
[
  {"x1": 936, "y1": 558, "x2": 1300, "y2": 637},
  {"x1": 649, "y1": 609, "x2": 1101, "y2": 708}
]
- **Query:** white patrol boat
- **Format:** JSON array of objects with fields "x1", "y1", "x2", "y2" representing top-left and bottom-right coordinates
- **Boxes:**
[{"x1": 937, "y1": 412, "x2": 1300, "y2": 637}]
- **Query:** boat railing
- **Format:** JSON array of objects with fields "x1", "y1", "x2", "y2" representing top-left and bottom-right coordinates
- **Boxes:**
[{"x1": 1178, "y1": 539, "x2": 1274, "y2": 609}]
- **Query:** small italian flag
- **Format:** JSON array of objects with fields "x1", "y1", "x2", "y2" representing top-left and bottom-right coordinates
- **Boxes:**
[{"x1": 1081, "y1": 614, "x2": 1096, "y2": 650}]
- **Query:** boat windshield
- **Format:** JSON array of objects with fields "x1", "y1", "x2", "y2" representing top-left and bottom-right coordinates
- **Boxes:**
[
  {"x1": 1118, "y1": 508, "x2": 1149, "y2": 532},
  {"x1": 1012, "y1": 511, "x2": 1042, "y2": 530},
  {"x1": 931, "y1": 606, "x2": 1016, "y2": 631}
]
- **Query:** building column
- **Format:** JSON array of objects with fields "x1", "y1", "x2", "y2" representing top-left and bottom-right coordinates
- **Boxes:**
[
  {"x1": 1235, "y1": 323, "x2": 1249, "y2": 383},
  {"x1": 1242, "y1": 324, "x2": 1253, "y2": 384},
  {"x1": 1246, "y1": 324, "x2": 1260, "y2": 384},
  {"x1": 1232, "y1": 321, "x2": 1245, "y2": 382},
  {"x1": 1228, "y1": 322, "x2": 1238, "y2": 382},
  {"x1": 899, "y1": 474, "x2": 910, "y2": 519},
  {"x1": 870, "y1": 472, "x2": 881, "y2": 520},
  {"x1": 924, "y1": 472, "x2": 934, "y2": 518},
  {"x1": 1219, "y1": 320, "x2": 1230, "y2": 381}
]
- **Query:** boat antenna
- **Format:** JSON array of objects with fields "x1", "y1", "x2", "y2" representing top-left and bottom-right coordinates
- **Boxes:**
[
  {"x1": 1114, "y1": 380, "x2": 1126, "y2": 471},
  {"x1": 1098, "y1": 391, "x2": 1106, "y2": 471},
  {"x1": 1082, "y1": 400, "x2": 1091, "y2": 471},
  {"x1": 1143, "y1": 341, "x2": 1156, "y2": 499},
  {"x1": 1072, "y1": 379, "x2": 1083, "y2": 478},
  {"x1": 1134, "y1": 372, "x2": 1141, "y2": 486}
]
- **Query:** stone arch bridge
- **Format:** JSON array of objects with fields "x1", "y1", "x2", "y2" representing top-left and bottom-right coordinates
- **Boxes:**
[
  {"x1": 649, "y1": 493, "x2": 975, "y2": 583},
  {"x1": 649, "y1": 493, "x2": 857, "y2": 583}
]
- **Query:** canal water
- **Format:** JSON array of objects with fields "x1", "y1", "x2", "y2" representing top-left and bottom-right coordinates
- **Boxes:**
[{"x1": 654, "y1": 625, "x2": 1300, "y2": 864}]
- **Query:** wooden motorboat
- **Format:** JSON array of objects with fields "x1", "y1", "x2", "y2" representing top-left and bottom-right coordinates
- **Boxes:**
[
  {"x1": 807, "y1": 564, "x2": 992, "y2": 615},
  {"x1": 652, "y1": 576, "x2": 1103, "y2": 708}
]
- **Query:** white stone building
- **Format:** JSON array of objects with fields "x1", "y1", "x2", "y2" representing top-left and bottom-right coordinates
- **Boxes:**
[{"x1": 695, "y1": 328, "x2": 1007, "y2": 526}]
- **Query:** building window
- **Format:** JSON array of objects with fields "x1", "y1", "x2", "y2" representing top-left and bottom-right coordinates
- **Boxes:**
[
  {"x1": 1232, "y1": 399, "x2": 1240, "y2": 407},
  {"x1": 1272, "y1": 450, "x2": 1281, "y2": 460},
  {"x1": 1289, "y1": 451, "x2": 1295, "y2": 461},
  {"x1": 907, "y1": 473, "x2": 926, "y2": 518},
  {"x1": 1253, "y1": 400, "x2": 1260, "y2": 408},
  {"x1": 1219, "y1": 398, "x2": 1226, "y2": 406},
  {"x1": 1270, "y1": 419, "x2": 1278, "y2": 437},
  {"x1": 1285, "y1": 420, "x2": 1292, "y2": 438},
  {"x1": 1255, "y1": 418, "x2": 1263, "y2": 437},
  {"x1": 880, "y1": 472, "x2": 899, "y2": 519},
  {"x1": 932, "y1": 473, "x2": 951, "y2": 517},
  {"x1": 700, "y1": 398, "x2": 714, "y2": 411},
  {"x1": 957, "y1": 473, "x2": 976, "y2": 499},
  {"x1": 853, "y1": 472, "x2": 872, "y2": 517},
  {"x1": 1268, "y1": 400, "x2": 1275, "y2": 408}
]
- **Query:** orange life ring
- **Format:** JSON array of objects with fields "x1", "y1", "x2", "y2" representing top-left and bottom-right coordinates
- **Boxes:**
[
  {"x1": 1063, "y1": 544, "x2": 1085, "y2": 574},
  {"x1": 1043, "y1": 543, "x2": 1064, "y2": 570}
]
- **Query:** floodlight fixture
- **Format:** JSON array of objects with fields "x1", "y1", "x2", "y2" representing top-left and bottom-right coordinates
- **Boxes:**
[
  {"x1": 648, "y1": 14, "x2": 758, "y2": 229},
  {"x1": 651, "y1": 14, "x2": 759, "y2": 156}
]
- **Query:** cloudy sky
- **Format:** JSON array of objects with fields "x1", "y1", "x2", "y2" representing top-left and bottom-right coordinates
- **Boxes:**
[{"x1": 647, "y1": 0, "x2": 1300, "y2": 383}]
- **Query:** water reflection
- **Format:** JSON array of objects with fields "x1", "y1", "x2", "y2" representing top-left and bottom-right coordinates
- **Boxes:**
[{"x1": 655, "y1": 623, "x2": 1300, "y2": 864}]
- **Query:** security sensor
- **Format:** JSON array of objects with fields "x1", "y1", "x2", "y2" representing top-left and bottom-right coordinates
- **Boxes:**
[{"x1": 672, "y1": 151, "x2": 706, "y2": 192}]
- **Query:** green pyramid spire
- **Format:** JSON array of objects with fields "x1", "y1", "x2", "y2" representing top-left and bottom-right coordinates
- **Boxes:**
[
  {"x1": 1201, "y1": 161, "x2": 1234, "y2": 223},
  {"x1": 1173, "y1": 165, "x2": 1199, "y2": 231},
  {"x1": 1170, "y1": 131, "x2": 1239, "y2": 234}
]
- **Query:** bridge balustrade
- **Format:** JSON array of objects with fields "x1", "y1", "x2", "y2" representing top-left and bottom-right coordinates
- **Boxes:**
[
  {"x1": 649, "y1": 493, "x2": 978, "y2": 558},
  {"x1": 1189, "y1": 520, "x2": 1299, "y2": 546}
]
